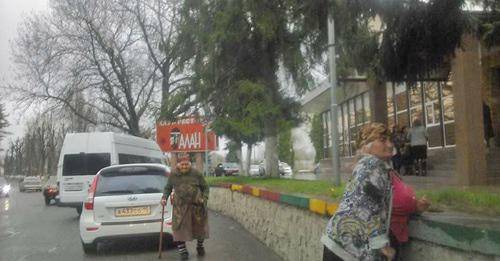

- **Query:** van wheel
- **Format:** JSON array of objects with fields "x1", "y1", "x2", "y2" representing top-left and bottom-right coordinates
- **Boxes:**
[
  {"x1": 76, "y1": 206, "x2": 82, "y2": 215},
  {"x1": 81, "y1": 241, "x2": 97, "y2": 254}
]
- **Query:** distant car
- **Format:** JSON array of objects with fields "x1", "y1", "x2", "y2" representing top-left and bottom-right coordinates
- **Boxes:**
[
  {"x1": 249, "y1": 165, "x2": 261, "y2": 176},
  {"x1": 43, "y1": 176, "x2": 59, "y2": 205},
  {"x1": 20, "y1": 176, "x2": 42, "y2": 192},
  {"x1": 79, "y1": 164, "x2": 173, "y2": 254},
  {"x1": 222, "y1": 162, "x2": 239, "y2": 176},
  {"x1": 0, "y1": 177, "x2": 11, "y2": 197},
  {"x1": 258, "y1": 162, "x2": 293, "y2": 176},
  {"x1": 279, "y1": 162, "x2": 293, "y2": 176}
]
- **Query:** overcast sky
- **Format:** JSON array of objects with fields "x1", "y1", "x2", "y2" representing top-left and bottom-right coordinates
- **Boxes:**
[{"x1": 0, "y1": 0, "x2": 49, "y2": 149}]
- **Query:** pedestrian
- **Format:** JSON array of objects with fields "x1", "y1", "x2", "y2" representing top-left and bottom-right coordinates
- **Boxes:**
[
  {"x1": 483, "y1": 102, "x2": 494, "y2": 148},
  {"x1": 321, "y1": 122, "x2": 395, "y2": 261},
  {"x1": 390, "y1": 171, "x2": 430, "y2": 260},
  {"x1": 161, "y1": 153, "x2": 210, "y2": 260},
  {"x1": 399, "y1": 126, "x2": 412, "y2": 175},
  {"x1": 408, "y1": 118, "x2": 428, "y2": 176},
  {"x1": 214, "y1": 163, "x2": 224, "y2": 177},
  {"x1": 391, "y1": 124, "x2": 403, "y2": 172}
]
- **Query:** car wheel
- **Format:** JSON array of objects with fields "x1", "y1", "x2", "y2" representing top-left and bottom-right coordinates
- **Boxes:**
[
  {"x1": 76, "y1": 206, "x2": 82, "y2": 215},
  {"x1": 81, "y1": 241, "x2": 97, "y2": 254}
]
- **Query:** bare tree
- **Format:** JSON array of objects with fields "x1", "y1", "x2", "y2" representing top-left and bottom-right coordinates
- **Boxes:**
[
  {"x1": 121, "y1": 0, "x2": 197, "y2": 121},
  {"x1": 8, "y1": 0, "x2": 196, "y2": 136}
]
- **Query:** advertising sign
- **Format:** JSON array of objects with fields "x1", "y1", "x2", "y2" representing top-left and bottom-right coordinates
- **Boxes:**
[{"x1": 156, "y1": 118, "x2": 218, "y2": 152}]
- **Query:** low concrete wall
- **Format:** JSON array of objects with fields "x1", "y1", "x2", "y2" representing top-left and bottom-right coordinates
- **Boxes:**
[
  {"x1": 208, "y1": 188, "x2": 327, "y2": 261},
  {"x1": 209, "y1": 187, "x2": 500, "y2": 261}
]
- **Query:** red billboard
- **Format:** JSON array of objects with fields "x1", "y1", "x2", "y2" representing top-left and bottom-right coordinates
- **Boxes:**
[{"x1": 156, "y1": 118, "x2": 218, "y2": 152}]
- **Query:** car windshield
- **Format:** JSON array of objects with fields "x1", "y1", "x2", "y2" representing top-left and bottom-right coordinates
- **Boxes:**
[{"x1": 95, "y1": 168, "x2": 167, "y2": 196}]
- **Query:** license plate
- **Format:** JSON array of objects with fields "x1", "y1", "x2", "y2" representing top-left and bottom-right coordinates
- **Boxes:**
[{"x1": 115, "y1": 206, "x2": 151, "y2": 217}]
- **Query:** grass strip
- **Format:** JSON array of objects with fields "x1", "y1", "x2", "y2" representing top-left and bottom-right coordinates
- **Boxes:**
[{"x1": 207, "y1": 176, "x2": 500, "y2": 217}]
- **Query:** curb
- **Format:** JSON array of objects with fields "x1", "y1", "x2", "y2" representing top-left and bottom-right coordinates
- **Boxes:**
[{"x1": 210, "y1": 183, "x2": 338, "y2": 217}]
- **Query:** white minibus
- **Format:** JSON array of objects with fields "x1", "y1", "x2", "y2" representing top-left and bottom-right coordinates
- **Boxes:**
[{"x1": 57, "y1": 132, "x2": 165, "y2": 214}]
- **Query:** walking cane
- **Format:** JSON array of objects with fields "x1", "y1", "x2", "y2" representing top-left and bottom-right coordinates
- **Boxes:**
[{"x1": 158, "y1": 201, "x2": 165, "y2": 259}]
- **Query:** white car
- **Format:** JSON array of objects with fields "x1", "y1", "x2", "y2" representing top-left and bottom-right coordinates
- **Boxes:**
[
  {"x1": 79, "y1": 164, "x2": 173, "y2": 254},
  {"x1": 19, "y1": 176, "x2": 43, "y2": 192},
  {"x1": 249, "y1": 164, "x2": 261, "y2": 176},
  {"x1": 279, "y1": 162, "x2": 293, "y2": 176}
]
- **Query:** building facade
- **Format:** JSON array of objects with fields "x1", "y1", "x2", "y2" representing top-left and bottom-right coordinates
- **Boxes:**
[{"x1": 301, "y1": 35, "x2": 500, "y2": 185}]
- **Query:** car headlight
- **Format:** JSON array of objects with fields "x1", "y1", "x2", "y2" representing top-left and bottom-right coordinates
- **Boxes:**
[{"x1": 3, "y1": 185, "x2": 11, "y2": 193}]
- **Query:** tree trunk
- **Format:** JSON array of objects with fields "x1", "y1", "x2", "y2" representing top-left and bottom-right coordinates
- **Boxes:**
[
  {"x1": 246, "y1": 143, "x2": 252, "y2": 176},
  {"x1": 264, "y1": 118, "x2": 280, "y2": 178},
  {"x1": 265, "y1": 135, "x2": 279, "y2": 177},
  {"x1": 237, "y1": 143, "x2": 243, "y2": 175}
]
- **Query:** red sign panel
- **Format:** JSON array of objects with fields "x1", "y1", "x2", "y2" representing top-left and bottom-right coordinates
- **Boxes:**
[{"x1": 156, "y1": 118, "x2": 218, "y2": 152}]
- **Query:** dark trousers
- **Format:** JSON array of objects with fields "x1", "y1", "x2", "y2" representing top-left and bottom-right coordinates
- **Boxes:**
[{"x1": 323, "y1": 246, "x2": 344, "y2": 261}]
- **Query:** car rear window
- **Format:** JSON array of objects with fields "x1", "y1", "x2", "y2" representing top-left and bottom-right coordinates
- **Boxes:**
[
  {"x1": 118, "y1": 153, "x2": 162, "y2": 164},
  {"x1": 95, "y1": 168, "x2": 166, "y2": 196},
  {"x1": 63, "y1": 153, "x2": 111, "y2": 176}
]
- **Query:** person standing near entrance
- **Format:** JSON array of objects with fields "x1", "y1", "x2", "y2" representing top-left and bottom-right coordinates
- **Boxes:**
[
  {"x1": 161, "y1": 153, "x2": 210, "y2": 260},
  {"x1": 483, "y1": 102, "x2": 494, "y2": 148},
  {"x1": 408, "y1": 118, "x2": 428, "y2": 176}
]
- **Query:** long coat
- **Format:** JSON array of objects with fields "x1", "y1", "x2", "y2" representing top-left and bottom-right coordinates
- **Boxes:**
[{"x1": 163, "y1": 168, "x2": 209, "y2": 242}]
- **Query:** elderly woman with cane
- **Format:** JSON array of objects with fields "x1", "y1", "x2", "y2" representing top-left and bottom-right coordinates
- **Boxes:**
[
  {"x1": 161, "y1": 153, "x2": 209, "y2": 260},
  {"x1": 321, "y1": 123, "x2": 396, "y2": 261}
]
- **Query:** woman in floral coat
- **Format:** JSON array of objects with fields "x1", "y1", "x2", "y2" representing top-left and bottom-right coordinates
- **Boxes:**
[{"x1": 321, "y1": 123, "x2": 395, "y2": 261}]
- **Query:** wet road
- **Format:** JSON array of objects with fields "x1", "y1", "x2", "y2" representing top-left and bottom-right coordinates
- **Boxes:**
[{"x1": 0, "y1": 183, "x2": 283, "y2": 261}]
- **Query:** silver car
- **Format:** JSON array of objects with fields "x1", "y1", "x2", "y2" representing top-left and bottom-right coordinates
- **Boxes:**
[{"x1": 20, "y1": 176, "x2": 43, "y2": 192}]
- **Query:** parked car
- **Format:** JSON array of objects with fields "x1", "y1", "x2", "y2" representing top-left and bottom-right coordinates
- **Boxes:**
[
  {"x1": 258, "y1": 161, "x2": 293, "y2": 176},
  {"x1": 0, "y1": 177, "x2": 11, "y2": 197},
  {"x1": 43, "y1": 176, "x2": 59, "y2": 205},
  {"x1": 20, "y1": 176, "x2": 42, "y2": 192},
  {"x1": 249, "y1": 164, "x2": 261, "y2": 176},
  {"x1": 222, "y1": 162, "x2": 239, "y2": 176},
  {"x1": 79, "y1": 164, "x2": 173, "y2": 254},
  {"x1": 279, "y1": 162, "x2": 293, "y2": 176}
]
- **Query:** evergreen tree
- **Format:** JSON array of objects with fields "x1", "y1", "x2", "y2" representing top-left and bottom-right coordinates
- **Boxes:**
[{"x1": 179, "y1": 0, "x2": 326, "y2": 176}]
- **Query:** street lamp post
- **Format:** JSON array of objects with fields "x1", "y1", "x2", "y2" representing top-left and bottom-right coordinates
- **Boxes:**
[
  {"x1": 204, "y1": 125, "x2": 209, "y2": 177},
  {"x1": 328, "y1": 13, "x2": 341, "y2": 187}
]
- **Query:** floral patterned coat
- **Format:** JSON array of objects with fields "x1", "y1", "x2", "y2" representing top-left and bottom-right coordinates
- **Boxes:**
[{"x1": 321, "y1": 154, "x2": 393, "y2": 261}]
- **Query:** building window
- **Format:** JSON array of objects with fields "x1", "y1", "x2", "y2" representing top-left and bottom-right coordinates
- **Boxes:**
[
  {"x1": 395, "y1": 83, "x2": 409, "y2": 128},
  {"x1": 342, "y1": 103, "x2": 350, "y2": 156},
  {"x1": 322, "y1": 111, "x2": 330, "y2": 158},
  {"x1": 409, "y1": 83, "x2": 423, "y2": 126},
  {"x1": 423, "y1": 81, "x2": 444, "y2": 147},
  {"x1": 387, "y1": 83, "x2": 395, "y2": 127},
  {"x1": 442, "y1": 81, "x2": 455, "y2": 146}
]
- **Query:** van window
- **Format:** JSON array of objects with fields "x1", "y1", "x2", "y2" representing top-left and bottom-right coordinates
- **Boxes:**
[
  {"x1": 63, "y1": 153, "x2": 111, "y2": 176},
  {"x1": 118, "y1": 153, "x2": 161, "y2": 164},
  {"x1": 95, "y1": 170, "x2": 166, "y2": 196}
]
